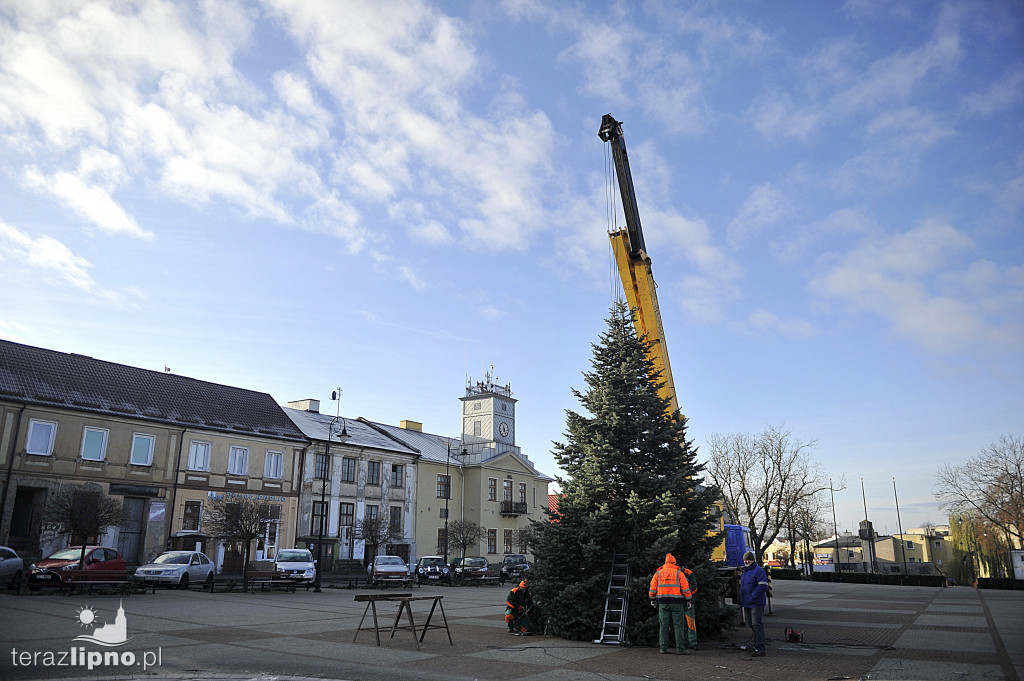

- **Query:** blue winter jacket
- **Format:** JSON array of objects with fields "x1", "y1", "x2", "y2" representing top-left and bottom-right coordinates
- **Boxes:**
[{"x1": 739, "y1": 562, "x2": 769, "y2": 607}]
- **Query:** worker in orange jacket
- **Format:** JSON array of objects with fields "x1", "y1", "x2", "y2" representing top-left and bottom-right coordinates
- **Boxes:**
[
  {"x1": 649, "y1": 553, "x2": 695, "y2": 655},
  {"x1": 505, "y1": 580, "x2": 533, "y2": 635}
]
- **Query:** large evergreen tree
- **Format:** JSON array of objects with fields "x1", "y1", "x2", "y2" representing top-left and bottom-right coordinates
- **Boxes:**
[{"x1": 531, "y1": 301, "x2": 732, "y2": 645}]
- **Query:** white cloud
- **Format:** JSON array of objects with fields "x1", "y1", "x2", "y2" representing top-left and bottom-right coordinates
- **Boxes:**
[
  {"x1": 727, "y1": 183, "x2": 793, "y2": 248},
  {"x1": 22, "y1": 146, "x2": 151, "y2": 238},
  {"x1": 961, "y1": 67, "x2": 1024, "y2": 117},
  {"x1": 812, "y1": 220, "x2": 1023, "y2": 353},
  {"x1": 398, "y1": 265, "x2": 426, "y2": 291},
  {"x1": 0, "y1": 220, "x2": 128, "y2": 304},
  {"x1": 265, "y1": 0, "x2": 554, "y2": 251},
  {"x1": 748, "y1": 310, "x2": 815, "y2": 339},
  {"x1": 750, "y1": 13, "x2": 962, "y2": 147}
]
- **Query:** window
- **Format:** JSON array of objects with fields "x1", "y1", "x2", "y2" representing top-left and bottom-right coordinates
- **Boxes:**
[
  {"x1": 504, "y1": 529, "x2": 513, "y2": 554},
  {"x1": 339, "y1": 502, "x2": 355, "y2": 527},
  {"x1": 365, "y1": 504, "x2": 379, "y2": 522},
  {"x1": 314, "y1": 451, "x2": 329, "y2": 480},
  {"x1": 182, "y1": 500, "x2": 202, "y2": 531},
  {"x1": 488, "y1": 478, "x2": 497, "y2": 501},
  {"x1": 264, "y1": 450, "x2": 283, "y2": 479},
  {"x1": 26, "y1": 419, "x2": 57, "y2": 456},
  {"x1": 439, "y1": 507, "x2": 448, "y2": 519},
  {"x1": 188, "y1": 441, "x2": 211, "y2": 471},
  {"x1": 905, "y1": 540, "x2": 914, "y2": 550},
  {"x1": 518, "y1": 482, "x2": 527, "y2": 504},
  {"x1": 934, "y1": 541, "x2": 941, "y2": 549},
  {"x1": 437, "y1": 528, "x2": 448, "y2": 554},
  {"x1": 391, "y1": 464, "x2": 404, "y2": 487},
  {"x1": 390, "y1": 506, "x2": 403, "y2": 533},
  {"x1": 503, "y1": 479, "x2": 513, "y2": 501},
  {"x1": 80, "y1": 427, "x2": 109, "y2": 461},
  {"x1": 130, "y1": 433, "x2": 155, "y2": 466},
  {"x1": 487, "y1": 529, "x2": 497, "y2": 554},
  {"x1": 474, "y1": 421, "x2": 481, "y2": 436},
  {"x1": 312, "y1": 501, "x2": 327, "y2": 536},
  {"x1": 367, "y1": 460, "x2": 381, "y2": 485},
  {"x1": 437, "y1": 474, "x2": 451, "y2": 499},
  {"x1": 341, "y1": 457, "x2": 356, "y2": 483},
  {"x1": 228, "y1": 446, "x2": 249, "y2": 475}
]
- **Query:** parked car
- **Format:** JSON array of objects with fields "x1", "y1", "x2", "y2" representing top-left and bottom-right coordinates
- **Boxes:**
[
  {"x1": 274, "y1": 548, "x2": 316, "y2": 584},
  {"x1": 133, "y1": 550, "x2": 214, "y2": 589},
  {"x1": 414, "y1": 555, "x2": 450, "y2": 584},
  {"x1": 0, "y1": 546, "x2": 24, "y2": 590},
  {"x1": 499, "y1": 554, "x2": 530, "y2": 583},
  {"x1": 27, "y1": 546, "x2": 127, "y2": 590},
  {"x1": 450, "y1": 556, "x2": 498, "y2": 584},
  {"x1": 366, "y1": 555, "x2": 410, "y2": 586}
]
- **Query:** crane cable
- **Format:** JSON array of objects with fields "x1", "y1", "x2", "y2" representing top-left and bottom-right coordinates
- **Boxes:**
[{"x1": 604, "y1": 142, "x2": 623, "y2": 305}]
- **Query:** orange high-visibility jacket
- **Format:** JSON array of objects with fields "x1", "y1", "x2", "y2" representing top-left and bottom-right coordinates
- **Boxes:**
[{"x1": 649, "y1": 555, "x2": 694, "y2": 603}]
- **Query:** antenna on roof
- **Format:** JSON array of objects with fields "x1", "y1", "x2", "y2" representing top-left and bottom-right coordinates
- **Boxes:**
[{"x1": 164, "y1": 366, "x2": 171, "y2": 373}]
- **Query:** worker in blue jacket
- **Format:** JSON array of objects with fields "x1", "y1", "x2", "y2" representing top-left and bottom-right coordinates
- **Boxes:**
[{"x1": 739, "y1": 551, "x2": 769, "y2": 657}]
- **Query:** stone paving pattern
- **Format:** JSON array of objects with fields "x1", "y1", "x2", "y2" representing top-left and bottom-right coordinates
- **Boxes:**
[{"x1": 1, "y1": 578, "x2": 1021, "y2": 681}]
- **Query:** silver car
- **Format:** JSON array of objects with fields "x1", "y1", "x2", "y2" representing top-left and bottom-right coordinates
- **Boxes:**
[
  {"x1": 367, "y1": 555, "x2": 410, "y2": 586},
  {"x1": 0, "y1": 546, "x2": 24, "y2": 589},
  {"x1": 274, "y1": 548, "x2": 316, "y2": 584},
  {"x1": 133, "y1": 550, "x2": 214, "y2": 589}
]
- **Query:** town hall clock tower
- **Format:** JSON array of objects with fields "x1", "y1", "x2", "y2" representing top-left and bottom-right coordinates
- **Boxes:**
[{"x1": 460, "y1": 369, "x2": 516, "y2": 449}]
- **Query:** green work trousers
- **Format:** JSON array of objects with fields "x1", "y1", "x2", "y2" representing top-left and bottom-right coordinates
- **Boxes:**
[
  {"x1": 658, "y1": 602, "x2": 686, "y2": 653},
  {"x1": 683, "y1": 599, "x2": 697, "y2": 647}
]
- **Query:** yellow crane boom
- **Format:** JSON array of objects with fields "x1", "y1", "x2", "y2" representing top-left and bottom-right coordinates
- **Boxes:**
[{"x1": 599, "y1": 114, "x2": 680, "y2": 418}]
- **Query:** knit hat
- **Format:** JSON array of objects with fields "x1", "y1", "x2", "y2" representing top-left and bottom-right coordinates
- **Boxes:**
[
  {"x1": 665, "y1": 553, "x2": 676, "y2": 564},
  {"x1": 519, "y1": 581, "x2": 527, "y2": 588},
  {"x1": 743, "y1": 551, "x2": 755, "y2": 562}
]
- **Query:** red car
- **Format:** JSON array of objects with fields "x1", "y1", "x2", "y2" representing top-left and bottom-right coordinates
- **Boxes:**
[{"x1": 27, "y1": 546, "x2": 127, "y2": 590}]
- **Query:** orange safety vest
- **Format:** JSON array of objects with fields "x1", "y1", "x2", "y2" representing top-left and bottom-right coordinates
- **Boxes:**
[{"x1": 649, "y1": 562, "x2": 694, "y2": 602}]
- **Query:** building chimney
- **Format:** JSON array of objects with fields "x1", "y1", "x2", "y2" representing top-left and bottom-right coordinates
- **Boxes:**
[
  {"x1": 287, "y1": 399, "x2": 320, "y2": 413},
  {"x1": 400, "y1": 420, "x2": 422, "y2": 432}
]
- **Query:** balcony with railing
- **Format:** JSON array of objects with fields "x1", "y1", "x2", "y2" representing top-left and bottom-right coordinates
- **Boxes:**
[{"x1": 501, "y1": 500, "x2": 528, "y2": 516}]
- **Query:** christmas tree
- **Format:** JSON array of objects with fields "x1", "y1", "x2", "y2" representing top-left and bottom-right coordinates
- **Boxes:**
[{"x1": 531, "y1": 301, "x2": 733, "y2": 644}]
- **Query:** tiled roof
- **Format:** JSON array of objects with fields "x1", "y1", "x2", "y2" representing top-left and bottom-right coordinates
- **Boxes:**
[{"x1": 0, "y1": 339, "x2": 307, "y2": 443}]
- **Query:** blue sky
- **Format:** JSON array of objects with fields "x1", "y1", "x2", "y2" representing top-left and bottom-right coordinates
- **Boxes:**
[{"x1": 1, "y1": 0, "x2": 1021, "y2": 537}]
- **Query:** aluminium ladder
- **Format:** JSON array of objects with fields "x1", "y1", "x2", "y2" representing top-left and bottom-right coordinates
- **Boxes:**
[{"x1": 593, "y1": 553, "x2": 630, "y2": 645}]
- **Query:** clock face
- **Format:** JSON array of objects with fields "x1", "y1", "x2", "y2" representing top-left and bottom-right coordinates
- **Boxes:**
[{"x1": 498, "y1": 422, "x2": 510, "y2": 437}]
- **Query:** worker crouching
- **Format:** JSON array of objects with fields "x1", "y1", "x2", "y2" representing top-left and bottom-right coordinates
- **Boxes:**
[{"x1": 505, "y1": 579, "x2": 533, "y2": 635}]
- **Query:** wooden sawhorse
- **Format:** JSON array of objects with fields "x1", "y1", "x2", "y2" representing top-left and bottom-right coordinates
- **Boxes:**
[{"x1": 353, "y1": 593, "x2": 452, "y2": 649}]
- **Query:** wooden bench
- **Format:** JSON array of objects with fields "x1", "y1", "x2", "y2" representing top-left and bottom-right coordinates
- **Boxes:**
[
  {"x1": 245, "y1": 570, "x2": 285, "y2": 592},
  {"x1": 58, "y1": 570, "x2": 139, "y2": 595},
  {"x1": 458, "y1": 569, "x2": 502, "y2": 586}
]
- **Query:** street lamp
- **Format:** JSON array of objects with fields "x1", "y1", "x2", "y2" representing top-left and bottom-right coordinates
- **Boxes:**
[
  {"x1": 314, "y1": 390, "x2": 349, "y2": 593},
  {"x1": 443, "y1": 439, "x2": 452, "y2": 565},
  {"x1": 442, "y1": 439, "x2": 466, "y2": 566}
]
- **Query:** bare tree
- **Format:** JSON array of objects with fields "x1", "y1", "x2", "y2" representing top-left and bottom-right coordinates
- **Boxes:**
[
  {"x1": 934, "y1": 434, "x2": 1024, "y2": 547},
  {"x1": 446, "y1": 519, "x2": 487, "y2": 561},
  {"x1": 42, "y1": 483, "x2": 126, "y2": 568},
  {"x1": 203, "y1": 496, "x2": 273, "y2": 583},
  {"x1": 354, "y1": 514, "x2": 403, "y2": 563},
  {"x1": 787, "y1": 494, "x2": 830, "y2": 573},
  {"x1": 706, "y1": 424, "x2": 835, "y2": 562}
]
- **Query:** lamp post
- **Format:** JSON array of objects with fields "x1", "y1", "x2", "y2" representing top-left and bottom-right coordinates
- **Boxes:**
[
  {"x1": 829, "y1": 478, "x2": 842, "y2": 577},
  {"x1": 443, "y1": 439, "x2": 452, "y2": 565},
  {"x1": 314, "y1": 390, "x2": 348, "y2": 593}
]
